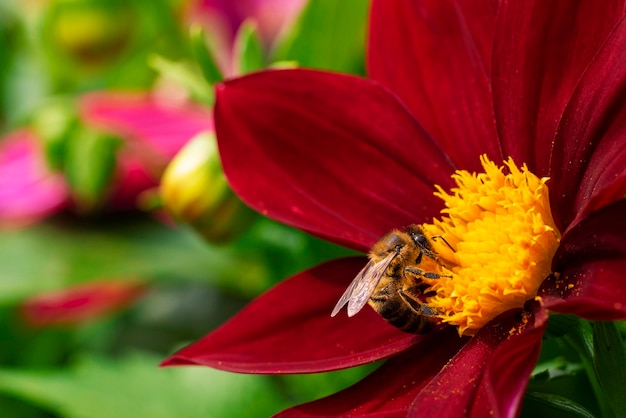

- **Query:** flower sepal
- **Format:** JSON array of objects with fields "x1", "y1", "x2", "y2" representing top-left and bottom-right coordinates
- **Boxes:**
[
  {"x1": 30, "y1": 97, "x2": 125, "y2": 213},
  {"x1": 64, "y1": 125, "x2": 121, "y2": 213},
  {"x1": 31, "y1": 97, "x2": 78, "y2": 172}
]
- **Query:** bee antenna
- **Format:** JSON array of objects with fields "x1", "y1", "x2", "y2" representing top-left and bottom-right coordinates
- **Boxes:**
[{"x1": 432, "y1": 235, "x2": 455, "y2": 252}]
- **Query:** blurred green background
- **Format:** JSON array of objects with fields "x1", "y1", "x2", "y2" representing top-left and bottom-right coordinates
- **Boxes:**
[{"x1": 0, "y1": 0, "x2": 373, "y2": 416}]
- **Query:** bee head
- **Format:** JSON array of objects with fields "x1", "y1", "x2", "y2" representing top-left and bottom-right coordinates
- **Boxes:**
[
  {"x1": 406, "y1": 226, "x2": 432, "y2": 251},
  {"x1": 375, "y1": 231, "x2": 408, "y2": 256}
]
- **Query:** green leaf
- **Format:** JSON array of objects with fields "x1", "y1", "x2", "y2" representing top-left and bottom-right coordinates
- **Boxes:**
[
  {"x1": 274, "y1": 0, "x2": 368, "y2": 74},
  {"x1": 592, "y1": 321, "x2": 626, "y2": 417},
  {"x1": 0, "y1": 353, "x2": 287, "y2": 418},
  {"x1": 545, "y1": 314, "x2": 581, "y2": 338},
  {"x1": 277, "y1": 363, "x2": 378, "y2": 405},
  {"x1": 565, "y1": 318, "x2": 595, "y2": 361},
  {"x1": 0, "y1": 217, "x2": 257, "y2": 304},
  {"x1": 524, "y1": 392, "x2": 597, "y2": 418},
  {"x1": 234, "y1": 20, "x2": 265, "y2": 74},
  {"x1": 531, "y1": 357, "x2": 583, "y2": 381},
  {"x1": 189, "y1": 25, "x2": 223, "y2": 84},
  {"x1": 0, "y1": 394, "x2": 47, "y2": 418},
  {"x1": 0, "y1": 216, "x2": 357, "y2": 304},
  {"x1": 64, "y1": 127, "x2": 120, "y2": 211},
  {"x1": 565, "y1": 320, "x2": 614, "y2": 418},
  {"x1": 528, "y1": 333, "x2": 600, "y2": 417},
  {"x1": 149, "y1": 55, "x2": 214, "y2": 105}
]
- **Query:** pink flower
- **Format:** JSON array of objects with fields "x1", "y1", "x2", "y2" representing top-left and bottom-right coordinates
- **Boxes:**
[
  {"x1": 0, "y1": 131, "x2": 69, "y2": 228},
  {"x1": 164, "y1": 1, "x2": 626, "y2": 416},
  {"x1": 186, "y1": 0, "x2": 307, "y2": 75},
  {"x1": 80, "y1": 92, "x2": 214, "y2": 209},
  {"x1": 0, "y1": 92, "x2": 213, "y2": 225}
]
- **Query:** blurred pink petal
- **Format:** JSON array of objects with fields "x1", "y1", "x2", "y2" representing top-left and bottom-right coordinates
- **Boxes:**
[
  {"x1": 21, "y1": 280, "x2": 146, "y2": 327},
  {"x1": 186, "y1": 0, "x2": 307, "y2": 74},
  {"x1": 79, "y1": 91, "x2": 214, "y2": 208},
  {"x1": 80, "y1": 91, "x2": 213, "y2": 160},
  {"x1": 189, "y1": 0, "x2": 306, "y2": 47},
  {"x1": 0, "y1": 131, "x2": 69, "y2": 227}
]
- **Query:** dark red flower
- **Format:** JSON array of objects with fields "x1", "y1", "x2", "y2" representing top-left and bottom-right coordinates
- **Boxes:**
[{"x1": 164, "y1": 1, "x2": 626, "y2": 416}]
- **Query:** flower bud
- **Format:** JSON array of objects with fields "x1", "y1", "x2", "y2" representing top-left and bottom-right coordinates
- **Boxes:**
[
  {"x1": 46, "y1": 0, "x2": 134, "y2": 65},
  {"x1": 160, "y1": 132, "x2": 254, "y2": 243}
]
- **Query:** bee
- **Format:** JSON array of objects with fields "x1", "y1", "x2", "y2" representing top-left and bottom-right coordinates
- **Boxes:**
[{"x1": 331, "y1": 225, "x2": 451, "y2": 333}]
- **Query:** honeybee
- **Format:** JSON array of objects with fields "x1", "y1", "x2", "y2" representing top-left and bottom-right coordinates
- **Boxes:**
[{"x1": 331, "y1": 225, "x2": 450, "y2": 333}]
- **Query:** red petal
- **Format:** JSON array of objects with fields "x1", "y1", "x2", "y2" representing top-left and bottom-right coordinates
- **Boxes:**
[
  {"x1": 492, "y1": 0, "x2": 624, "y2": 178},
  {"x1": 21, "y1": 280, "x2": 146, "y2": 326},
  {"x1": 468, "y1": 305, "x2": 548, "y2": 418},
  {"x1": 550, "y1": 15, "x2": 626, "y2": 230},
  {"x1": 410, "y1": 308, "x2": 544, "y2": 418},
  {"x1": 368, "y1": 0, "x2": 501, "y2": 172},
  {"x1": 278, "y1": 328, "x2": 467, "y2": 417},
  {"x1": 543, "y1": 201, "x2": 626, "y2": 320},
  {"x1": 280, "y1": 309, "x2": 545, "y2": 417},
  {"x1": 214, "y1": 69, "x2": 455, "y2": 251},
  {"x1": 0, "y1": 131, "x2": 68, "y2": 227},
  {"x1": 162, "y1": 258, "x2": 419, "y2": 373},
  {"x1": 79, "y1": 92, "x2": 213, "y2": 159}
]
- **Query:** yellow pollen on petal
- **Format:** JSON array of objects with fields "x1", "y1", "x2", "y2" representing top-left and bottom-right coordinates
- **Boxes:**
[{"x1": 421, "y1": 155, "x2": 561, "y2": 336}]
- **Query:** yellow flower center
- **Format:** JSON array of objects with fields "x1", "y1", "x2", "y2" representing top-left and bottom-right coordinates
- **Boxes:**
[{"x1": 421, "y1": 156, "x2": 560, "y2": 336}]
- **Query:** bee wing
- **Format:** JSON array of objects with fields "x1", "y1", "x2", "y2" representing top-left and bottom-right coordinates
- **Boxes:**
[{"x1": 331, "y1": 251, "x2": 397, "y2": 318}]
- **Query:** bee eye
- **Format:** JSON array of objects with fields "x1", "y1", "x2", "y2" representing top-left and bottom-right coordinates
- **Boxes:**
[{"x1": 410, "y1": 232, "x2": 430, "y2": 249}]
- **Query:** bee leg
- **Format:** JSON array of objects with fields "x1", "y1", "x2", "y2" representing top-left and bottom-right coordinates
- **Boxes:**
[
  {"x1": 397, "y1": 289, "x2": 438, "y2": 317},
  {"x1": 415, "y1": 248, "x2": 439, "y2": 262},
  {"x1": 404, "y1": 266, "x2": 452, "y2": 279}
]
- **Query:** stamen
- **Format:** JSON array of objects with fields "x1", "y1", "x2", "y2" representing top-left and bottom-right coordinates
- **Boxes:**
[{"x1": 421, "y1": 156, "x2": 560, "y2": 336}]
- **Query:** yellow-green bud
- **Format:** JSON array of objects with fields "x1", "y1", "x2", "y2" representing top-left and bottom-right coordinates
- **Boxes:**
[
  {"x1": 47, "y1": 0, "x2": 134, "y2": 64},
  {"x1": 160, "y1": 132, "x2": 254, "y2": 244}
]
